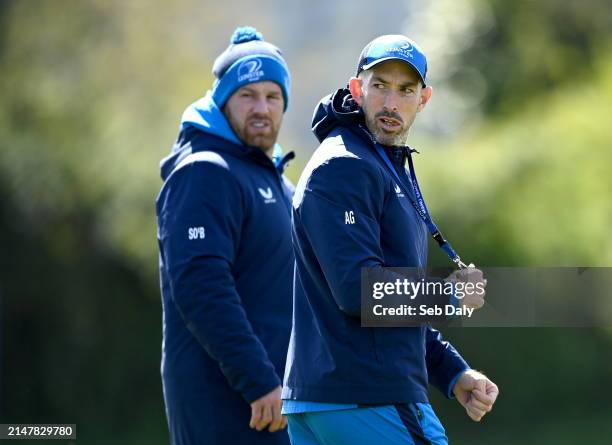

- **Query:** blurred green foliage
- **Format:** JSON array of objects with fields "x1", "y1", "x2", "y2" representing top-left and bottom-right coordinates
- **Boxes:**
[
  {"x1": 461, "y1": 0, "x2": 612, "y2": 115},
  {"x1": 0, "y1": 1, "x2": 611, "y2": 444},
  {"x1": 420, "y1": 49, "x2": 612, "y2": 267}
]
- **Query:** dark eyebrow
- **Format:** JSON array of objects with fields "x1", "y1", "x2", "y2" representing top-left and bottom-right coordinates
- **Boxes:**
[
  {"x1": 370, "y1": 75, "x2": 389, "y2": 84},
  {"x1": 399, "y1": 80, "x2": 419, "y2": 89},
  {"x1": 370, "y1": 76, "x2": 419, "y2": 89}
]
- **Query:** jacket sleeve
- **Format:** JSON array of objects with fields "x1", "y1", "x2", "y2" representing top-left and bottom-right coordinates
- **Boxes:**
[
  {"x1": 296, "y1": 155, "x2": 451, "y2": 318},
  {"x1": 157, "y1": 160, "x2": 280, "y2": 403},
  {"x1": 425, "y1": 326, "x2": 470, "y2": 398},
  {"x1": 296, "y1": 155, "x2": 388, "y2": 317}
]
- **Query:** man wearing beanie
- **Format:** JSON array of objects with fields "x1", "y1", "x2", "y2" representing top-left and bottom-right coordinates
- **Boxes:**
[
  {"x1": 283, "y1": 35, "x2": 499, "y2": 444},
  {"x1": 156, "y1": 26, "x2": 294, "y2": 445}
]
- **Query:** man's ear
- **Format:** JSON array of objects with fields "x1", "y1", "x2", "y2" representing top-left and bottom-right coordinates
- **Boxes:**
[
  {"x1": 348, "y1": 77, "x2": 364, "y2": 106},
  {"x1": 417, "y1": 85, "x2": 433, "y2": 112}
]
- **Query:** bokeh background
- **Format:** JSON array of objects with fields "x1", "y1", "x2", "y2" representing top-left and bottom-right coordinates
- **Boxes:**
[{"x1": 1, "y1": 0, "x2": 611, "y2": 443}]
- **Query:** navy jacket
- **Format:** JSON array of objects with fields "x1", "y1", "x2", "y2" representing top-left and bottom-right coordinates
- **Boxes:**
[
  {"x1": 282, "y1": 89, "x2": 469, "y2": 405},
  {"x1": 156, "y1": 92, "x2": 293, "y2": 445}
]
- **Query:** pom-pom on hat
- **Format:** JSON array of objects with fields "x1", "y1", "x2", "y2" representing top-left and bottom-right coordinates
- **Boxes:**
[{"x1": 212, "y1": 26, "x2": 291, "y2": 111}]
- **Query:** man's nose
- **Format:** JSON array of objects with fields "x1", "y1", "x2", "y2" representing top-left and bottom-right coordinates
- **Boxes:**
[
  {"x1": 383, "y1": 90, "x2": 400, "y2": 111},
  {"x1": 252, "y1": 96, "x2": 270, "y2": 114}
]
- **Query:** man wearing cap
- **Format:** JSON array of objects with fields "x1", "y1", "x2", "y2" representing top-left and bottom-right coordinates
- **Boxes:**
[
  {"x1": 282, "y1": 35, "x2": 499, "y2": 444},
  {"x1": 156, "y1": 26, "x2": 294, "y2": 445}
]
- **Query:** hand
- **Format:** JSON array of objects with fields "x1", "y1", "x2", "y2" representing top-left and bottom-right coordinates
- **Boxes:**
[
  {"x1": 453, "y1": 369, "x2": 499, "y2": 422},
  {"x1": 445, "y1": 265, "x2": 487, "y2": 310},
  {"x1": 249, "y1": 386, "x2": 287, "y2": 432}
]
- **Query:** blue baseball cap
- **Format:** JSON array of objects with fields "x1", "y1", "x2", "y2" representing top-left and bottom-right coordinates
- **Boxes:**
[{"x1": 356, "y1": 35, "x2": 428, "y2": 85}]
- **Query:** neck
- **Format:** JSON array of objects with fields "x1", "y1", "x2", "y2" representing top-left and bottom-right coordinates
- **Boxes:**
[{"x1": 261, "y1": 146, "x2": 274, "y2": 159}]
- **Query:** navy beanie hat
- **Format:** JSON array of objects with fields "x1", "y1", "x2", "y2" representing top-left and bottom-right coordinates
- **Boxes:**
[{"x1": 212, "y1": 26, "x2": 291, "y2": 111}]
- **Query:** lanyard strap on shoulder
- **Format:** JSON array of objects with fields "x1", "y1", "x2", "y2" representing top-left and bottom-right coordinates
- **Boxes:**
[{"x1": 373, "y1": 142, "x2": 468, "y2": 269}]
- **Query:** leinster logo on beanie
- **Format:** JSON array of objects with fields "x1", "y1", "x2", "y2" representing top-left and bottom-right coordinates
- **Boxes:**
[
  {"x1": 237, "y1": 58, "x2": 264, "y2": 83},
  {"x1": 212, "y1": 26, "x2": 291, "y2": 111}
]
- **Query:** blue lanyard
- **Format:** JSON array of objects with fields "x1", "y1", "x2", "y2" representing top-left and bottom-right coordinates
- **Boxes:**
[{"x1": 373, "y1": 142, "x2": 468, "y2": 269}]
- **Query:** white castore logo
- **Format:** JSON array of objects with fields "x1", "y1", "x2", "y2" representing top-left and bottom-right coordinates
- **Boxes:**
[
  {"x1": 258, "y1": 187, "x2": 276, "y2": 204},
  {"x1": 188, "y1": 226, "x2": 206, "y2": 240},
  {"x1": 394, "y1": 183, "x2": 405, "y2": 198}
]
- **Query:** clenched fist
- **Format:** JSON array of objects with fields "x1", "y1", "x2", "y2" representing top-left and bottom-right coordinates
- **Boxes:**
[
  {"x1": 249, "y1": 386, "x2": 287, "y2": 432},
  {"x1": 453, "y1": 369, "x2": 499, "y2": 422}
]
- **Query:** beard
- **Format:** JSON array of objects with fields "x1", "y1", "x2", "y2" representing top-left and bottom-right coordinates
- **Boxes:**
[
  {"x1": 241, "y1": 119, "x2": 280, "y2": 150},
  {"x1": 227, "y1": 111, "x2": 281, "y2": 151},
  {"x1": 363, "y1": 106, "x2": 411, "y2": 146}
]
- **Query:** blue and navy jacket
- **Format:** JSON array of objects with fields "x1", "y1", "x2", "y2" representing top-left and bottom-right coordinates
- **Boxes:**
[
  {"x1": 156, "y1": 91, "x2": 293, "y2": 444},
  {"x1": 282, "y1": 88, "x2": 469, "y2": 405}
]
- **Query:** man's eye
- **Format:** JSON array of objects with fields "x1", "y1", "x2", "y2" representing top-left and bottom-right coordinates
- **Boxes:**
[{"x1": 373, "y1": 83, "x2": 385, "y2": 89}]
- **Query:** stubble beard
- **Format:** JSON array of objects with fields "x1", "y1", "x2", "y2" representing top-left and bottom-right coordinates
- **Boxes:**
[{"x1": 363, "y1": 106, "x2": 411, "y2": 147}]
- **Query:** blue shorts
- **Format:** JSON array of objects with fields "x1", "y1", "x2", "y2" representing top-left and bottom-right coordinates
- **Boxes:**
[{"x1": 286, "y1": 403, "x2": 448, "y2": 445}]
